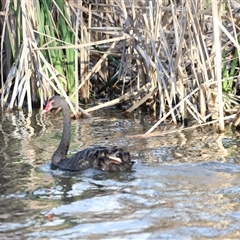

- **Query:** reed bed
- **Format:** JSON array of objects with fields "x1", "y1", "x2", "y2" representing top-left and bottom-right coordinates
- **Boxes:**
[{"x1": 0, "y1": 0, "x2": 240, "y2": 133}]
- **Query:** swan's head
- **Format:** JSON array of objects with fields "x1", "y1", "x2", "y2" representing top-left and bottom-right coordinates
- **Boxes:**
[{"x1": 42, "y1": 96, "x2": 64, "y2": 114}]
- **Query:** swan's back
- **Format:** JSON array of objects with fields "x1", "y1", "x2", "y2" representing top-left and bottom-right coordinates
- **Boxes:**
[{"x1": 51, "y1": 146, "x2": 134, "y2": 172}]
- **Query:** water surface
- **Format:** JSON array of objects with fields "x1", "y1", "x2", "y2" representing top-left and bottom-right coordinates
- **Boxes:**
[{"x1": 0, "y1": 108, "x2": 240, "y2": 239}]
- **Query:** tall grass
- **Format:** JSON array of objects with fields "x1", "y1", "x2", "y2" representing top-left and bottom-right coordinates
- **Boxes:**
[{"x1": 0, "y1": 0, "x2": 240, "y2": 132}]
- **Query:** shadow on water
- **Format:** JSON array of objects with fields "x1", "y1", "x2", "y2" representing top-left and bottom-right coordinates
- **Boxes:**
[{"x1": 1, "y1": 108, "x2": 240, "y2": 239}]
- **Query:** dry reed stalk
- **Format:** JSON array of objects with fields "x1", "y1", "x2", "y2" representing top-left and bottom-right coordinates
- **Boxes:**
[
  {"x1": 212, "y1": 0, "x2": 224, "y2": 131},
  {"x1": 75, "y1": 42, "x2": 117, "y2": 99},
  {"x1": 79, "y1": 7, "x2": 89, "y2": 102},
  {"x1": 86, "y1": 82, "x2": 153, "y2": 113},
  {"x1": 74, "y1": 7, "x2": 80, "y2": 114},
  {"x1": 0, "y1": 1, "x2": 9, "y2": 90},
  {"x1": 123, "y1": 87, "x2": 158, "y2": 115},
  {"x1": 35, "y1": 34, "x2": 131, "y2": 51},
  {"x1": 0, "y1": 0, "x2": 240, "y2": 133},
  {"x1": 145, "y1": 78, "x2": 226, "y2": 134}
]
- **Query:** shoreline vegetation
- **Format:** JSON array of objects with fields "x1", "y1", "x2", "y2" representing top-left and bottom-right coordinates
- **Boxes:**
[{"x1": 0, "y1": 0, "x2": 240, "y2": 134}]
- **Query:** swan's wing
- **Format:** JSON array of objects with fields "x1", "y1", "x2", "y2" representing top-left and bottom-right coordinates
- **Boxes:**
[
  {"x1": 54, "y1": 148, "x2": 100, "y2": 171},
  {"x1": 51, "y1": 147, "x2": 116, "y2": 171}
]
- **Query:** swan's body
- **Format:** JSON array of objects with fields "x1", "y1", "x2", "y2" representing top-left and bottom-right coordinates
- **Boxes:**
[{"x1": 43, "y1": 96, "x2": 134, "y2": 172}]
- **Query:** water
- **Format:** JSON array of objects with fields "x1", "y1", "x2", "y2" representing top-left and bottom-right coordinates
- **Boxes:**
[{"x1": 0, "y1": 108, "x2": 240, "y2": 239}]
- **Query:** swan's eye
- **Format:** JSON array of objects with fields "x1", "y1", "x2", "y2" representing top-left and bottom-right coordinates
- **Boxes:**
[{"x1": 116, "y1": 152, "x2": 120, "y2": 158}]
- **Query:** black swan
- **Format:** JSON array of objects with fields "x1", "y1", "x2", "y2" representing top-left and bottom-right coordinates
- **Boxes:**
[{"x1": 42, "y1": 95, "x2": 134, "y2": 172}]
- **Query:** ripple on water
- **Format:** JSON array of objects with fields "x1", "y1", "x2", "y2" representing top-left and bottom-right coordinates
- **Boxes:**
[{"x1": 1, "y1": 111, "x2": 240, "y2": 239}]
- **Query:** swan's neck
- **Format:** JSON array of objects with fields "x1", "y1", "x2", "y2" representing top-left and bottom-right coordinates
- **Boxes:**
[{"x1": 52, "y1": 100, "x2": 71, "y2": 166}]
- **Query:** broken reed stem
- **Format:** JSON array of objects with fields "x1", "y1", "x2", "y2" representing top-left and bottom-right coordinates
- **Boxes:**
[
  {"x1": 34, "y1": 34, "x2": 131, "y2": 51},
  {"x1": 127, "y1": 115, "x2": 235, "y2": 140}
]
